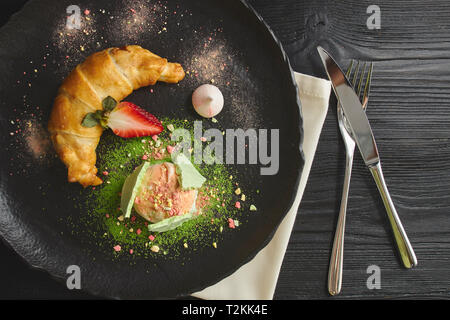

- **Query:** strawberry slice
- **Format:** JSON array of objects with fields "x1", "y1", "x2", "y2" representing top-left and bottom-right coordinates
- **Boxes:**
[{"x1": 107, "y1": 102, "x2": 163, "y2": 138}]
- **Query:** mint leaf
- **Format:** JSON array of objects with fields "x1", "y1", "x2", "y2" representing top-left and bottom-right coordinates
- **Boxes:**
[
  {"x1": 81, "y1": 112, "x2": 99, "y2": 127},
  {"x1": 102, "y1": 96, "x2": 117, "y2": 111}
]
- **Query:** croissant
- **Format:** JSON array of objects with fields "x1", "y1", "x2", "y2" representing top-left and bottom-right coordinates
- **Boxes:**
[{"x1": 48, "y1": 45, "x2": 185, "y2": 187}]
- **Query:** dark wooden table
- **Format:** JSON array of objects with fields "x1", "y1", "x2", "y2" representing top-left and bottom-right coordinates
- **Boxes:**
[{"x1": 1, "y1": 0, "x2": 449, "y2": 299}]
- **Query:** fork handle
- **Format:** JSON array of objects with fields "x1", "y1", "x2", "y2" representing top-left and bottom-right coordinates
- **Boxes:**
[
  {"x1": 328, "y1": 151, "x2": 353, "y2": 296},
  {"x1": 368, "y1": 162, "x2": 418, "y2": 268}
]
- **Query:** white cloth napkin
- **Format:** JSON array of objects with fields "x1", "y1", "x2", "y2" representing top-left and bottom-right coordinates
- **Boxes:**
[{"x1": 192, "y1": 72, "x2": 331, "y2": 300}]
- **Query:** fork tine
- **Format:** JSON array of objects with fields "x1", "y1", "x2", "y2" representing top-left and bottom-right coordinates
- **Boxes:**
[
  {"x1": 351, "y1": 61, "x2": 360, "y2": 87},
  {"x1": 345, "y1": 60, "x2": 354, "y2": 77},
  {"x1": 362, "y1": 62, "x2": 373, "y2": 110},
  {"x1": 344, "y1": 60, "x2": 373, "y2": 109},
  {"x1": 356, "y1": 62, "x2": 367, "y2": 99}
]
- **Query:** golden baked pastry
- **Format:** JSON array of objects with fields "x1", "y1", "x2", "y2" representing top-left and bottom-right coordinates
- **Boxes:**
[{"x1": 48, "y1": 45, "x2": 185, "y2": 187}]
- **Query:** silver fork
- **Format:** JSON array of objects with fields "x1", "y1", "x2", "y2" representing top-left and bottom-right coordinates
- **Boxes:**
[{"x1": 328, "y1": 60, "x2": 373, "y2": 296}]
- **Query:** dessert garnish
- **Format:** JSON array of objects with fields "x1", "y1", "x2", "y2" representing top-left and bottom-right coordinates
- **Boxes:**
[
  {"x1": 192, "y1": 84, "x2": 224, "y2": 118},
  {"x1": 120, "y1": 161, "x2": 151, "y2": 219},
  {"x1": 82, "y1": 97, "x2": 163, "y2": 138},
  {"x1": 120, "y1": 153, "x2": 206, "y2": 232},
  {"x1": 147, "y1": 213, "x2": 195, "y2": 233},
  {"x1": 172, "y1": 153, "x2": 206, "y2": 189}
]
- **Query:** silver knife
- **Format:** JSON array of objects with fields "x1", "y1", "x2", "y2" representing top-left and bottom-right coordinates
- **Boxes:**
[{"x1": 317, "y1": 46, "x2": 417, "y2": 268}]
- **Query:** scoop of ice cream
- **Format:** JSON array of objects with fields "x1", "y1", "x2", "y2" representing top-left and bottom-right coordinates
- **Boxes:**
[
  {"x1": 133, "y1": 162, "x2": 199, "y2": 223},
  {"x1": 192, "y1": 84, "x2": 224, "y2": 118}
]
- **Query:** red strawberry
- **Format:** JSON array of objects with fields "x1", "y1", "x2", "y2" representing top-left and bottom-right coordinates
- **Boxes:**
[{"x1": 107, "y1": 102, "x2": 163, "y2": 138}]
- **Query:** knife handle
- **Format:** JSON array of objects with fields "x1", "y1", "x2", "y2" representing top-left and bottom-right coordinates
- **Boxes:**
[{"x1": 369, "y1": 162, "x2": 418, "y2": 268}]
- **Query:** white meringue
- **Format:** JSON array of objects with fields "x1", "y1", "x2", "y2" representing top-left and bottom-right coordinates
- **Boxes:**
[{"x1": 192, "y1": 84, "x2": 224, "y2": 118}]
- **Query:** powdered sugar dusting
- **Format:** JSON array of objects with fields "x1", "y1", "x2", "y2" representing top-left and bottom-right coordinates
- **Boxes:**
[
  {"x1": 48, "y1": 0, "x2": 181, "y2": 75},
  {"x1": 7, "y1": 112, "x2": 55, "y2": 179},
  {"x1": 185, "y1": 37, "x2": 230, "y2": 85},
  {"x1": 50, "y1": 8, "x2": 102, "y2": 74},
  {"x1": 23, "y1": 119, "x2": 52, "y2": 162},
  {"x1": 110, "y1": 0, "x2": 170, "y2": 43}
]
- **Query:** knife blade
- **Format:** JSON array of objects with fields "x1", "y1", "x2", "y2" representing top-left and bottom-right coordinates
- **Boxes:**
[
  {"x1": 317, "y1": 47, "x2": 379, "y2": 167},
  {"x1": 317, "y1": 46, "x2": 418, "y2": 268}
]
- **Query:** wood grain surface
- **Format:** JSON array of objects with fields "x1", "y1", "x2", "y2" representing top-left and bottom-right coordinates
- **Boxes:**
[
  {"x1": 246, "y1": 0, "x2": 450, "y2": 299},
  {"x1": 1, "y1": 0, "x2": 450, "y2": 299}
]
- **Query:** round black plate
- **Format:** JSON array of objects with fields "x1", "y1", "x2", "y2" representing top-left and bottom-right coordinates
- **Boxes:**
[{"x1": 0, "y1": 0, "x2": 303, "y2": 298}]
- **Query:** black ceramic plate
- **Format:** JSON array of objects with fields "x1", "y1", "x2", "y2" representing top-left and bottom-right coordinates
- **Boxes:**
[{"x1": 0, "y1": 0, "x2": 303, "y2": 298}]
